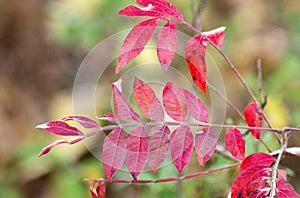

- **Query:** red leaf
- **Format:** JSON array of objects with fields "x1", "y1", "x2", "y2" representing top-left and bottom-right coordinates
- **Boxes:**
[
  {"x1": 116, "y1": 18, "x2": 159, "y2": 73},
  {"x1": 247, "y1": 177, "x2": 270, "y2": 197},
  {"x1": 248, "y1": 188, "x2": 270, "y2": 198},
  {"x1": 119, "y1": 0, "x2": 183, "y2": 22},
  {"x1": 157, "y1": 21, "x2": 178, "y2": 70},
  {"x1": 61, "y1": 116, "x2": 100, "y2": 128},
  {"x1": 170, "y1": 126, "x2": 194, "y2": 173},
  {"x1": 184, "y1": 35, "x2": 207, "y2": 93},
  {"x1": 204, "y1": 26, "x2": 226, "y2": 48},
  {"x1": 126, "y1": 126, "x2": 149, "y2": 180},
  {"x1": 137, "y1": 0, "x2": 183, "y2": 21},
  {"x1": 183, "y1": 89, "x2": 209, "y2": 122},
  {"x1": 231, "y1": 153, "x2": 275, "y2": 198},
  {"x1": 102, "y1": 129, "x2": 127, "y2": 181},
  {"x1": 36, "y1": 120, "x2": 84, "y2": 136},
  {"x1": 162, "y1": 82, "x2": 187, "y2": 121},
  {"x1": 231, "y1": 166, "x2": 272, "y2": 198},
  {"x1": 90, "y1": 182, "x2": 106, "y2": 198},
  {"x1": 184, "y1": 27, "x2": 226, "y2": 93},
  {"x1": 244, "y1": 102, "x2": 263, "y2": 139},
  {"x1": 195, "y1": 127, "x2": 217, "y2": 167},
  {"x1": 277, "y1": 178, "x2": 300, "y2": 198},
  {"x1": 239, "y1": 152, "x2": 275, "y2": 172},
  {"x1": 232, "y1": 154, "x2": 299, "y2": 198},
  {"x1": 225, "y1": 128, "x2": 245, "y2": 160},
  {"x1": 119, "y1": 5, "x2": 168, "y2": 20},
  {"x1": 38, "y1": 140, "x2": 69, "y2": 157},
  {"x1": 112, "y1": 80, "x2": 141, "y2": 122},
  {"x1": 133, "y1": 77, "x2": 164, "y2": 121},
  {"x1": 148, "y1": 125, "x2": 170, "y2": 173}
]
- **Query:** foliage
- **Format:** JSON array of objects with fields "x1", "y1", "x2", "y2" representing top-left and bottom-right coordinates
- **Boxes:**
[{"x1": 37, "y1": 0, "x2": 300, "y2": 197}]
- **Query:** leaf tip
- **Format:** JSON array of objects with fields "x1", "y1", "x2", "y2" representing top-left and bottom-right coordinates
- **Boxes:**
[
  {"x1": 115, "y1": 65, "x2": 121, "y2": 74},
  {"x1": 112, "y1": 79, "x2": 123, "y2": 92},
  {"x1": 161, "y1": 64, "x2": 169, "y2": 71},
  {"x1": 38, "y1": 149, "x2": 49, "y2": 157},
  {"x1": 35, "y1": 123, "x2": 47, "y2": 130},
  {"x1": 133, "y1": 76, "x2": 143, "y2": 88}
]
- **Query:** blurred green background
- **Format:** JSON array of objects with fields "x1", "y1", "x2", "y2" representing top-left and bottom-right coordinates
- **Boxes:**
[{"x1": 1, "y1": 0, "x2": 300, "y2": 197}]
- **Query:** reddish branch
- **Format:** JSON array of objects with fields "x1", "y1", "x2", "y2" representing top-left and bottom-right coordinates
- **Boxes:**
[{"x1": 84, "y1": 162, "x2": 240, "y2": 184}]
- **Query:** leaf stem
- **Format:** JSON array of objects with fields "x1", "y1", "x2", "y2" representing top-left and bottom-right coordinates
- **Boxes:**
[
  {"x1": 164, "y1": 121, "x2": 283, "y2": 133},
  {"x1": 258, "y1": 138, "x2": 273, "y2": 153},
  {"x1": 84, "y1": 162, "x2": 240, "y2": 184},
  {"x1": 207, "y1": 82, "x2": 244, "y2": 120}
]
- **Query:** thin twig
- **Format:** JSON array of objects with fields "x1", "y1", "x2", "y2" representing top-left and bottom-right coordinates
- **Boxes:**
[
  {"x1": 180, "y1": 21, "x2": 277, "y2": 138},
  {"x1": 190, "y1": 0, "x2": 209, "y2": 31},
  {"x1": 190, "y1": 0, "x2": 195, "y2": 18},
  {"x1": 205, "y1": 38, "x2": 281, "y2": 142},
  {"x1": 84, "y1": 163, "x2": 240, "y2": 184},
  {"x1": 207, "y1": 82, "x2": 244, "y2": 120},
  {"x1": 257, "y1": 59, "x2": 264, "y2": 104},
  {"x1": 258, "y1": 138, "x2": 272, "y2": 153}
]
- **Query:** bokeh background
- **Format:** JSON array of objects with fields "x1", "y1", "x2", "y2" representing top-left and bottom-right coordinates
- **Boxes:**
[{"x1": 1, "y1": 0, "x2": 300, "y2": 197}]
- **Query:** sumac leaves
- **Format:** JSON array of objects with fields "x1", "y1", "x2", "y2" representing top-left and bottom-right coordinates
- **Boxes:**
[
  {"x1": 157, "y1": 21, "x2": 178, "y2": 70},
  {"x1": 184, "y1": 27, "x2": 226, "y2": 93},
  {"x1": 163, "y1": 82, "x2": 187, "y2": 122},
  {"x1": 134, "y1": 77, "x2": 164, "y2": 121},
  {"x1": 118, "y1": 0, "x2": 226, "y2": 92},
  {"x1": 116, "y1": 18, "x2": 159, "y2": 73},
  {"x1": 162, "y1": 82, "x2": 209, "y2": 123},
  {"x1": 117, "y1": 0, "x2": 183, "y2": 73},
  {"x1": 195, "y1": 127, "x2": 217, "y2": 167},
  {"x1": 183, "y1": 89, "x2": 208, "y2": 122},
  {"x1": 231, "y1": 153, "x2": 300, "y2": 198},
  {"x1": 119, "y1": 0, "x2": 183, "y2": 22},
  {"x1": 126, "y1": 126, "x2": 149, "y2": 180},
  {"x1": 36, "y1": 120, "x2": 84, "y2": 136},
  {"x1": 170, "y1": 126, "x2": 194, "y2": 172},
  {"x1": 102, "y1": 129, "x2": 127, "y2": 181},
  {"x1": 148, "y1": 125, "x2": 170, "y2": 173},
  {"x1": 112, "y1": 79, "x2": 141, "y2": 122},
  {"x1": 231, "y1": 153, "x2": 275, "y2": 198},
  {"x1": 225, "y1": 128, "x2": 245, "y2": 160},
  {"x1": 244, "y1": 102, "x2": 263, "y2": 139}
]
